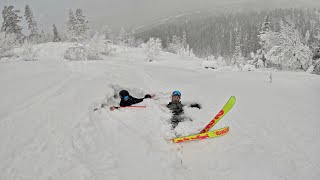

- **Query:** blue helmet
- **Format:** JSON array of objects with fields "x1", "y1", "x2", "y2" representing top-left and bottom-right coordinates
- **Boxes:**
[
  {"x1": 119, "y1": 90, "x2": 129, "y2": 99},
  {"x1": 172, "y1": 91, "x2": 181, "y2": 96}
]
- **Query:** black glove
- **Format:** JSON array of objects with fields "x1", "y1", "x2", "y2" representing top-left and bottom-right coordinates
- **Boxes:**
[
  {"x1": 190, "y1": 103, "x2": 201, "y2": 109},
  {"x1": 144, "y1": 94, "x2": 152, "y2": 99}
]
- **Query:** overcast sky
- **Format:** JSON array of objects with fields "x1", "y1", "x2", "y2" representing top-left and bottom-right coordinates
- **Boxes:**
[{"x1": 1, "y1": 0, "x2": 319, "y2": 32}]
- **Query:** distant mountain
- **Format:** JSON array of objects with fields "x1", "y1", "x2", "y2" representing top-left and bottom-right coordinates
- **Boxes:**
[
  {"x1": 133, "y1": 0, "x2": 320, "y2": 33},
  {"x1": 134, "y1": 8, "x2": 320, "y2": 58}
]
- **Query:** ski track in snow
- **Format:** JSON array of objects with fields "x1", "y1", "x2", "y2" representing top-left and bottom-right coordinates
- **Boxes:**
[{"x1": 0, "y1": 43, "x2": 320, "y2": 180}]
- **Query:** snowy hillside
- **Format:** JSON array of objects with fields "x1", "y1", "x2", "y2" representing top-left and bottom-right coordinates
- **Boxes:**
[{"x1": 0, "y1": 43, "x2": 320, "y2": 180}]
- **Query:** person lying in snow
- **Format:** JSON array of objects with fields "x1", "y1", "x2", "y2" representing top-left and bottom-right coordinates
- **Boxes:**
[
  {"x1": 166, "y1": 91, "x2": 201, "y2": 129},
  {"x1": 109, "y1": 90, "x2": 152, "y2": 110}
]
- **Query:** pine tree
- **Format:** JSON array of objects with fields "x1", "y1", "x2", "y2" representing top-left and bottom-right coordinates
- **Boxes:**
[
  {"x1": 74, "y1": 9, "x2": 89, "y2": 40},
  {"x1": 232, "y1": 31, "x2": 244, "y2": 65},
  {"x1": 102, "y1": 25, "x2": 113, "y2": 42},
  {"x1": 144, "y1": 37, "x2": 162, "y2": 62},
  {"x1": 0, "y1": 32, "x2": 16, "y2": 57},
  {"x1": 1, "y1": 5, "x2": 23, "y2": 41},
  {"x1": 305, "y1": 30, "x2": 310, "y2": 44},
  {"x1": 312, "y1": 28, "x2": 320, "y2": 60},
  {"x1": 24, "y1": 5, "x2": 38, "y2": 40},
  {"x1": 53, "y1": 24, "x2": 61, "y2": 42},
  {"x1": 260, "y1": 16, "x2": 271, "y2": 33},
  {"x1": 66, "y1": 8, "x2": 89, "y2": 42},
  {"x1": 118, "y1": 27, "x2": 128, "y2": 45},
  {"x1": 256, "y1": 16, "x2": 271, "y2": 67},
  {"x1": 66, "y1": 9, "x2": 76, "y2": 41},
  {"x1": 182, "y1": 31, "x2": 187, "y2": 49}
]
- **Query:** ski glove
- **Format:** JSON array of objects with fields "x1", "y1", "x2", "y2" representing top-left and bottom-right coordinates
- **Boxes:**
[
  {"x1": 190, "y1": 103, "x2": 201, "y2": 109},
  {"x1": 144, "y1": 94, "x2": 152, "y2": 99}
]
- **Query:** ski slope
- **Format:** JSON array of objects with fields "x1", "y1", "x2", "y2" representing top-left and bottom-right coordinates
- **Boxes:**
[{"x1": 0, "y1": 42, "x2": 319, "y2": 180}]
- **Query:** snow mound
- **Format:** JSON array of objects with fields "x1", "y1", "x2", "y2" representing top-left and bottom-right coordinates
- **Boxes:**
[
  {"x1": 33, "y1": 42, "x2": 73, "y2": 59},
  {"x1": 202, "y1": 60, "x2": 218, "y2": 69},
  {"x1": 242, "y1": 64, "x2": 256, "y2": 71},
  {"x1": 64, "y1": 43, "x2": 102, "y2": 61}
]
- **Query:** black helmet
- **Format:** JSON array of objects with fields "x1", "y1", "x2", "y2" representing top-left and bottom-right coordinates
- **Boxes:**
[{"x1": 119, "y1": 90, "x2": 129, "y2": 98}]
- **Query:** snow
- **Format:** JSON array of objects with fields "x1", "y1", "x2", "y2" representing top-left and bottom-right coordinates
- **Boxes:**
[
  {"x1": 242, "y1": 64, "x2": 256, "y2": 71},
  {"x1": 202, "y1": 60, "x2": 218, "y2": 69},
  {"x1": 0, "y1": 43, "x2": 320, "y2": 180}
]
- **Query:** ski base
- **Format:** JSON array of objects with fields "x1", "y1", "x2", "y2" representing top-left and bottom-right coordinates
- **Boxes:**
[{"x1": 172, "y1": 126, "x2": 229, "y2": 143}]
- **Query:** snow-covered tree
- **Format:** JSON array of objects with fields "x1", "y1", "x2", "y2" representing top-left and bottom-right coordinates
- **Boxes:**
[
  {"x1": 64, "y1": 43, "x2": 101, "y2": 61},
  {"x1": 255, "y1": 16, "x2": 271, "y2": 67},
  {"x1": 312, "y1": 28, "x2": 320, "y2": 74},
  {"x1": 66, "y1": 9, "x2": 89, "y2": 42},
  {"x1": 67, "y1": 9, "x2": 89, "y2": 42},
  {"x1": 53, "y1": 24, "x2": 61, "y2": 42},
  {"x1": 74, "y1": 9, "x2": 89, "y2": 40},
  {"x1": 232, "y1": 31, "x2": 245, "y2": 66},
  {"x1": 304, "y1": 30, "x2": 310, "y2": 45},
  {"x1": 167, "y1": 35, "x2": 180, "y2": 53},
  {"x1": 66, "y1": 9, "x2": 76, "y2": 41},
  {"x1": 24, "y1": 5, "x2": 38, "y2": 41},
  {"x1": 144, "y1": 37, "x2": 162, "y2": 62},
  {"x1": 117, "y1": 27, "x2": 128, "y2": 45},
  {"x1": 19, "y1": 40, "x2": 39, "y2": 61},
  {"x1": 1, "y1": 5, "x2": 23, "y2": 41},
  {"x1": 102, "y1": 25, "x2": 113, "y2": 42},
  {"x1": 261, "y1": 17, "x2": 312, "y2": 70},
  {"x1": 127, "y1": 36, "x2": 137, "y2": 47},
  {"x1": 0, "y1": 32, "x2": 16, "y2": 58},
  {"x1": 312, "y1": 28, "x2": 320, "y2": 60},
  {"x1": 167, "y1": 32, "x2": 195, "y2": 57},
  {"x1": 260, "y1": 16, "x2": 271, "y2": 33},
  {"x1": 35, "y1": 30, "x2": 52, "y2": 43},
  {"x1": 88, "y1": 32, "x2": 114, "y2": 55},
  {"x1": 181, "y1": 31, "x2": 188, "y2": 49}
]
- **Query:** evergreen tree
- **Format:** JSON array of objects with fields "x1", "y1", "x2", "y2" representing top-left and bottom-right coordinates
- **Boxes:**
[
  {"x1": 102, "y1": 25, "x2": 113, "y2": 42},
  {"x1": 256, "y1": 16, "x2": 271, "y2": 67},
  {"x1": 74, "y1": 9, "x2": 89, "y2": 40},
  {"x1": 66, "y1": 9, "x2": 76, "y2": 41},
  {"x1": 1, "y1": 5, "x2": 23, "y2": 41},
  {"x1": 66, "y1": 9, "x2": 89, "y2": 42},
  {"x1": 260, "y1": 16, "x2": 271, "y2": 33},
  {"x1": 181, "y1": 31, "x2": 187, "y2": 49},
  {"x1": 24, "y1": 5, "x2": 38, "y2": 39},
  {"x1": 144, "y1": 37, "x2": 162, "y2": 62},
  {"x1": 53, "y1": 24, "x2": 61, "y2": 42},
  {"x1": 118, "y1": 27, "x2": 128, "y2": 45},
  {"x1": 312, "y1": 28, "x2": 320, "y2": 60},
  {"x1": 232, "y1": 30, "x2": 244, "y2": 65},
  {"x1": 0, "y1": 32, "x2": 16, "y2": 57}
]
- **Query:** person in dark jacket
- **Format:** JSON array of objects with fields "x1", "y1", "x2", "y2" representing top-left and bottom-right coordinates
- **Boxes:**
[
  {"x1": 166, "y1": 91, "x2": 201, "y2": 129},
  {"x1": 110, "y1": 90, "x2": 152, "y2": 110}
]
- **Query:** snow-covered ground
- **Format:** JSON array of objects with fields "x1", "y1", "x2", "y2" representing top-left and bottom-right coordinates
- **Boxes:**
[{"x1": 0, "y1": 43, "x2": 320, "y2": 180}]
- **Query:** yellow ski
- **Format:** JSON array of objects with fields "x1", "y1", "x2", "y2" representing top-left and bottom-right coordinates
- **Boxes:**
[
  {"x1": 200, "y1": 96, "x2": 236, "y2": 133},
  {"x1": 172, "y1": 126, "x2": 229, "y2": 143}
]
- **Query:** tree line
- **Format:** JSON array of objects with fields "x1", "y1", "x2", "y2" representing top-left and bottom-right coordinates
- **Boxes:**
[{"x1": 135, "y1": 8, "x2": 320, "y2": 59}]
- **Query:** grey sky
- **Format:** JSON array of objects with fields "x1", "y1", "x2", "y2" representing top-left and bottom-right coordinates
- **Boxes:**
[{"x1": 1, "y1": 0, "x2": 319, "y2": 33}]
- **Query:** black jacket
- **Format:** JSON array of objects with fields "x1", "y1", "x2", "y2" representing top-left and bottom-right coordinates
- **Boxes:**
[
  {"x1": 120, "y1": 95, "x2": 144, "y2": 107},
  {"x1": 166, "y1": 101, "x2": 184, "y2": 115},
  {"x1": 166, "y1": 101, "x2": 201, "y2": 115}
]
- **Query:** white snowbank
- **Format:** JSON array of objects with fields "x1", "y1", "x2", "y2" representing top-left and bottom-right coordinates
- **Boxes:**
[{"x1": 202, "y1": 60, "x2": 218, "y2": 69}]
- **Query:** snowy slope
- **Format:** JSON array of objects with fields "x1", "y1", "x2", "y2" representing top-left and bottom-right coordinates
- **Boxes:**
[{"x1": 0, "y1": 42, "x2": 319, "y2": 180}]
